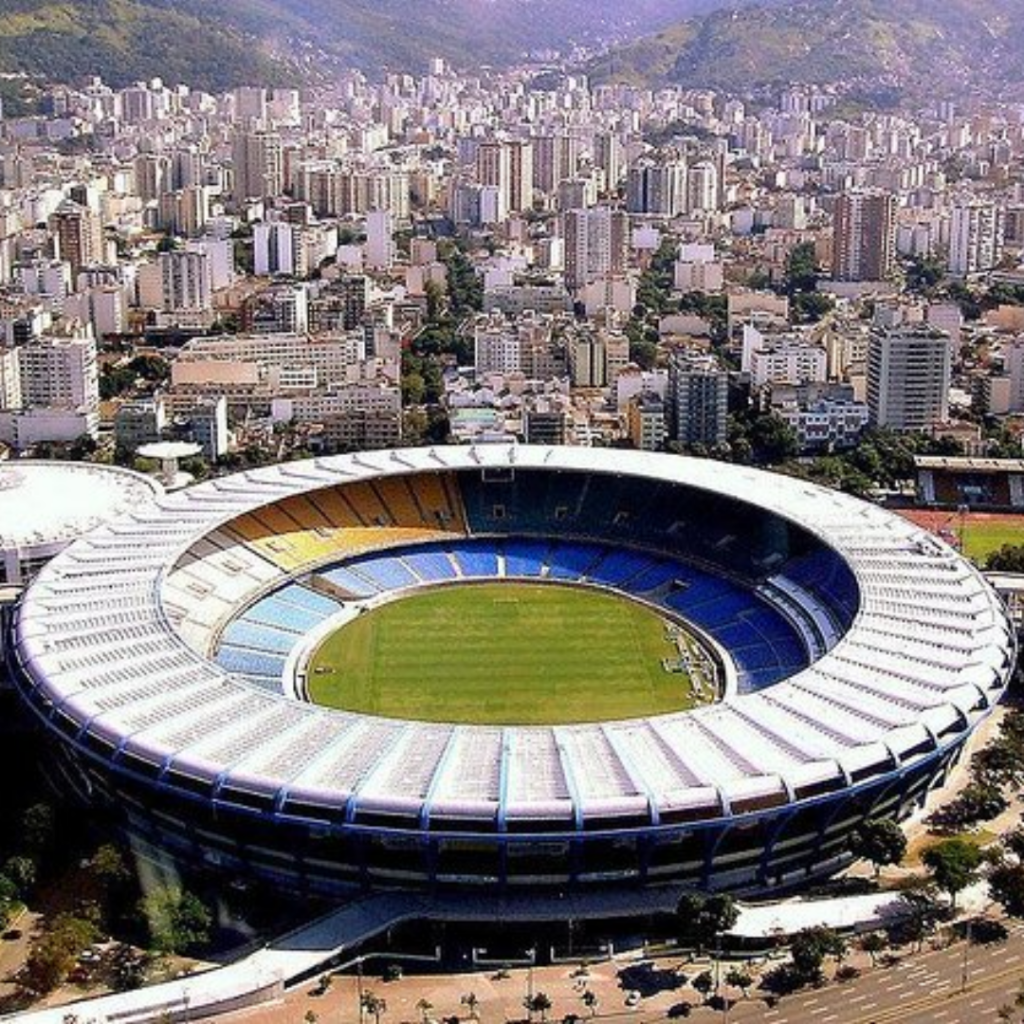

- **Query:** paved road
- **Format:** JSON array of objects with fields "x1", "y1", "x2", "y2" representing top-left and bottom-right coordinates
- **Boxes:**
[
  {"x1": 682, "y1": 924, "x2": 1024, "y2": 1023},
  {"x1": 217, "y1": 921, "x2": 1024, "y2": 1024}
]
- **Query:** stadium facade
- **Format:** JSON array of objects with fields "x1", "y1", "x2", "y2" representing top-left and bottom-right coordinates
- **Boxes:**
[{"x1": 9, "y1": 447, "x2": 1015, "y2": 904}]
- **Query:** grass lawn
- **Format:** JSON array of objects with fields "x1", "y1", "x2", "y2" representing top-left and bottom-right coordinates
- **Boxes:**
[
  {"x1": 896, "y1": 509, "x2": 1024, "y2": 565},
  {"x1": 960, "y1": 521, "x2": 1024, "y2": 563},
  {"x1": 306, "y1": 582, "x2": 706, "y2": 725}
]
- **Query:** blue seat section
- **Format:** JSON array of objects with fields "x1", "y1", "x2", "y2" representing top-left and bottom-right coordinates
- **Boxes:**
[
  {"x1": 343, "y1": 554, "x2": 418, "y2": 590},
  {"x1": 585, "y1": 549, "x2": 657, "y2": 587},
  {"x1": 402, "y1": 550, "x2": 458, "y2": 582},
  {"x1": 216, "y1": 645, "x2": 286, "y2": 680},
  {"x1": 621, "y1": 561, "x2": 683, "y2": 594},
  {"x1": 243, "y1": 598, "x2": 313, "y2": 634},
  {"x1": 274, "y1": 583, "x2": 342, "y2": 617},
  {"x1": 321, "y1": 565, "x2": 382, "y2": 596},
  {"x1": 221, "y1": 620, "x2": 298, "y2": 655},
  {"x1": 503, "y1": 540, "x2": 550, "y2": 577},
  {"x1": 781, "y1": 549, "x2": 860, "y2": 627},
  {"x1": 453, "y1": 546, "x2": 500, "y2": 577},
  {"x1": 546, "y1": 542, "x2": 603, "y2": 580}
]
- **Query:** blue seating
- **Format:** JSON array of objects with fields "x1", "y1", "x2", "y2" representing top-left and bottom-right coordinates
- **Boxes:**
[
  {"x1": 275, "y1": 584, "x2": 342, "y2": 617},
  {"x1": 346, "y1": 555, "x2": 418, "y2": 590},
  {"x1": 403, "y1": 550, "x2": 458, "y2": 582},
  {"x1": 322, "y1": 565, "x2": 382, "y2": 596},
  {"x1": 222, "y1": 620, "x2": 297, "y2": 655},
  {"x1": 452, "y1": 546, "x2": 501, "y2": 578},
  {"x1": 586, "y1": 549, "x2": 656, "y2": 587},
  {"x1": 503, "y1": 540, "x2": 550, "y2": 577},
  {"x1": 244, "y1": 596, "x2": 324, "y2": 634},
  {"x1": 622, "y1": 562, "x2": 681, "y2": 594},
  {"x1": 216, "y1": 645, "x2": 286, "y2": 680},
  {"x1": 546, "y1": 542, "x2": 603, "y2": 580}
]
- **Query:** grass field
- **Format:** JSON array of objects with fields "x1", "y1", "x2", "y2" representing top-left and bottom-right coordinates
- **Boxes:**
[
  {"x1": 897, "y1": 509, "x2": 1024, "y2": 564},
  {"x1": 306, "y1": 583, "x2": 707, "y2": 725}
]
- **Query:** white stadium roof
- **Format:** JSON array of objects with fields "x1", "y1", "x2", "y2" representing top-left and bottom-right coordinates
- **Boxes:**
[
  {"x1": 13, "y1": 446, "x2": 1015, "y2": 826},
  {"x1": 0, "y1": 460, "x2": 161, "y2": 552}
]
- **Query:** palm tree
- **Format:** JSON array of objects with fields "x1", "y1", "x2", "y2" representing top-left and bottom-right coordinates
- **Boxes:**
[
  {"x1": 581, "y1": 989, "x2": 598, "y2": 1017},
  {"x1": 460, "y1": 993, "x2": 480, "y2": 1020},
  {"x1": 416, "y1": 999, "x2": 433, "y2": 1024},
  {"x1": 362, "y1": 992, "x2": 387, "y2": 1024},
  {"x1": 527, "y1": 993, "x2": 552, "y2": 1023}
]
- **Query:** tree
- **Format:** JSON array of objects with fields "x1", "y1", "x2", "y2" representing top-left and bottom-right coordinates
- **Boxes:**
[
  {"x1": 580, "y1": 989, "x2": 598, "y2": 1017},
  {"x1": 990, "y1": 861, "x2": 1024, "y2": 918},
  {"x1": 724, "y1": 967, "x2": 752, "y2": 998},
  {"x1": 691, "y1": 971, "x2": 714, "y2": 1004},
  {"x1": 987, "y1": 544, "x2": 1024, "y2": 573},
  {"x1": 789, "y1": 927, "x2": 845, "y2": 984},
  {"x1": 896, "y1": 884, "x2": 944, "y2": 951},
  {"x1": 362, "y1": 992, "x2": 387, "y2": 1024},
  {"x1": 783, "y1": 242, "x2": 818, "y2": 295},
  {"x1": 748, "y1": 414, "x2": 798, "y2": 466},
  {"x1": 526, "y1": 992, "x2": 552, "y2": 1023},
  {"x1": 2, "y1": 856, "x2": 37, "y2": 896},
  {"x1": 416, "y1": 998, "x2": 433, "y2": 1023},
  {"x1": 21, "y1": 913, "x2": 100, "y2": 994},
  {"x1": 848, "y1": 819, "x2": 907, "y2": 878},
  {"x1": 138, "y1": 887, "x2": 212, "y2": 954},
  {"x1": 923, "y1": 838, "x2": 983, "y2": 910},
  {"x1": 21, "y1": 802, "x2": 55, "y2": 854},
  {"x1": 859, "y1": 932, "x2": 887, "y2": 966},
  {"x1": 460, "y1": 992, "x2": 479, "y2": 1020},
  {"x1": 676, "y1": 893, "x2": 739, "y2": 952}
]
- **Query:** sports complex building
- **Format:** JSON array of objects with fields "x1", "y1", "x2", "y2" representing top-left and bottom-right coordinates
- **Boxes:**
[{"x1": 8, "y1": 446, "x2": 1017, "y2": 908}]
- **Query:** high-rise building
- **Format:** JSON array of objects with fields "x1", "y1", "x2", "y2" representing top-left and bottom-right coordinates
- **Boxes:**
[
  {"x1": 626, "y1": 159, "x2": 686, "y2": 217},
  {"x1": 686, "y1": 161, "x2": 719, "y2": 214},
  {"x1": 137, "y1": 251, "x2": 213, "y2": 314},
  {"x1": 231, "y1": 129, "x2": 283, "y2": 202},
  {"x1": 365, "y1": 210, "x2": 394, "y2": 269},
  {"x1": 17, "y1": 334, "x2": 99, "y2": 416},
  {"x1": 505, "y1": 140, "x2": 534, "y2": 215},
  {"x1": 667, "y1": 351, "x2": 728, "y2": 447},
  {"x1": 626, "y1": 392, "x2": 666, "y2": 451},
  {"x1": 832, "y1": 189, "x2": 896, "y2": 282},
  {"x1": 867, "y1": 326, "x2": 951, "y2": 431},
  {"x1": 49, "y1": 201, "x2": 103, "y2": 278},
  {"x1": 562, "y1": 207, "x2": 629, "y2": 292},
  {"x1": 253, "y1": 222, "x2": 298, "y2": 276},
  {"x1": 948, "y1": 200, "x2": 1005, "y2": 277}
]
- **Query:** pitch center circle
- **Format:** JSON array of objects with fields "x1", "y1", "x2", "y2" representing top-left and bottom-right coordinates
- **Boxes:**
[{"x1": 299, "y1": 580, "x2": 722, "y2": 725}]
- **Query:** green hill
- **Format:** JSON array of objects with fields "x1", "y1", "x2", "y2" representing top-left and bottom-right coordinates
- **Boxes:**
[
  {"x1": 0, "y1": 0, "x2": 753, "y2": 92},
  {"x1": 588, "y1": 0, "x2": 1024, "y2": 99}
]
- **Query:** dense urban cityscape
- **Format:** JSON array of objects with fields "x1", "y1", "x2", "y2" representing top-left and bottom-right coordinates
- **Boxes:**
[{"x1": 4, "y1": 2, "x2": 1024, "y2": 1023}]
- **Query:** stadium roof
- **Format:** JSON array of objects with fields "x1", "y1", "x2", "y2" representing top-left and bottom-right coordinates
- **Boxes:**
[
  {"x1": 13, "y1": 446, "x2": 1014, "y2": 828},
  {"x1": 0, "y1": 461, "x2": 161, "y2": 552}
]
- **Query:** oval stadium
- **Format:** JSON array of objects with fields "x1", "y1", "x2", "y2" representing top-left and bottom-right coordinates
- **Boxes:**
[{"x1": 9, "y1": 446, "x2": 1016, "y2": 907}]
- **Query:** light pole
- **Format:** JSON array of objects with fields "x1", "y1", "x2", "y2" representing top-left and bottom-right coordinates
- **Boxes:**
[
  {"x1": 960, "y1": 918, "x2": 972, "y2": 993},
  {"x1": 357, "y1": 956, "x2": 366, "y2": 1024}
]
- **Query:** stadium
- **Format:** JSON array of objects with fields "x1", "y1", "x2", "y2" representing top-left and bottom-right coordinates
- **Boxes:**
[{"x1": 8, "y1": 446, "x2": 1016, "y2": 909}]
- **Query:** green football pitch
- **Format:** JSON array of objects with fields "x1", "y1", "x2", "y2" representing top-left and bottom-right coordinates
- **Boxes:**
[{"x1": 305, "y1": 582, "x2": 712, "y2": 725}]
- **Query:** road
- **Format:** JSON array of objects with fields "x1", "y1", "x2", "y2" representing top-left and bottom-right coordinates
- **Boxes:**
[{"x1": 215, "y1": 921, "x2": 1024, "y2": 1024}]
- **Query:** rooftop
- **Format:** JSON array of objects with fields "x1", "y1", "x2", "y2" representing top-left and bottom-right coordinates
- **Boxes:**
[{"x1": 0, "y1": 461, "x2": 161, "y2": 551}]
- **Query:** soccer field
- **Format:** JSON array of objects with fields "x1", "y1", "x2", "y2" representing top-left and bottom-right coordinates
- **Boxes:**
[
  {"x1": 305, "y1": 582, "x2": 710, "y2": 725},
  {"x1": 898, "y1": 509, "x2": 1024, "y2": 564}
]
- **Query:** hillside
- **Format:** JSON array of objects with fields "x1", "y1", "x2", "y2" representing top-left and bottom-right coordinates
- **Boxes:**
[
  {"x1": 0, "y1": 0, "x2": 755, "y2": 92},
  {"x1": 587, "y1": 0, "x2": 1024, "y2": 99}
]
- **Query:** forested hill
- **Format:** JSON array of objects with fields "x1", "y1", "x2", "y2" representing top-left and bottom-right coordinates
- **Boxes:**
[
  {"x1": 587, "y1": 0, "x2": 1024, "y2": 100},
  {"x1": 0, "y1": 0, "x2": 755, "y2": 93}
]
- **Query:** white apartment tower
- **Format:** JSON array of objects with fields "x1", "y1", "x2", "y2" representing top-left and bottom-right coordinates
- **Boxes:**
[
  {"x1": 867, "y1": 326, "x2": 951, "y2": 431},
  {"x1": 562, "y1": 207, "x2": 629, "y2": 292},
  {"x1": 948, "y1": 200, "x2": 1005, "y2": 277}
]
